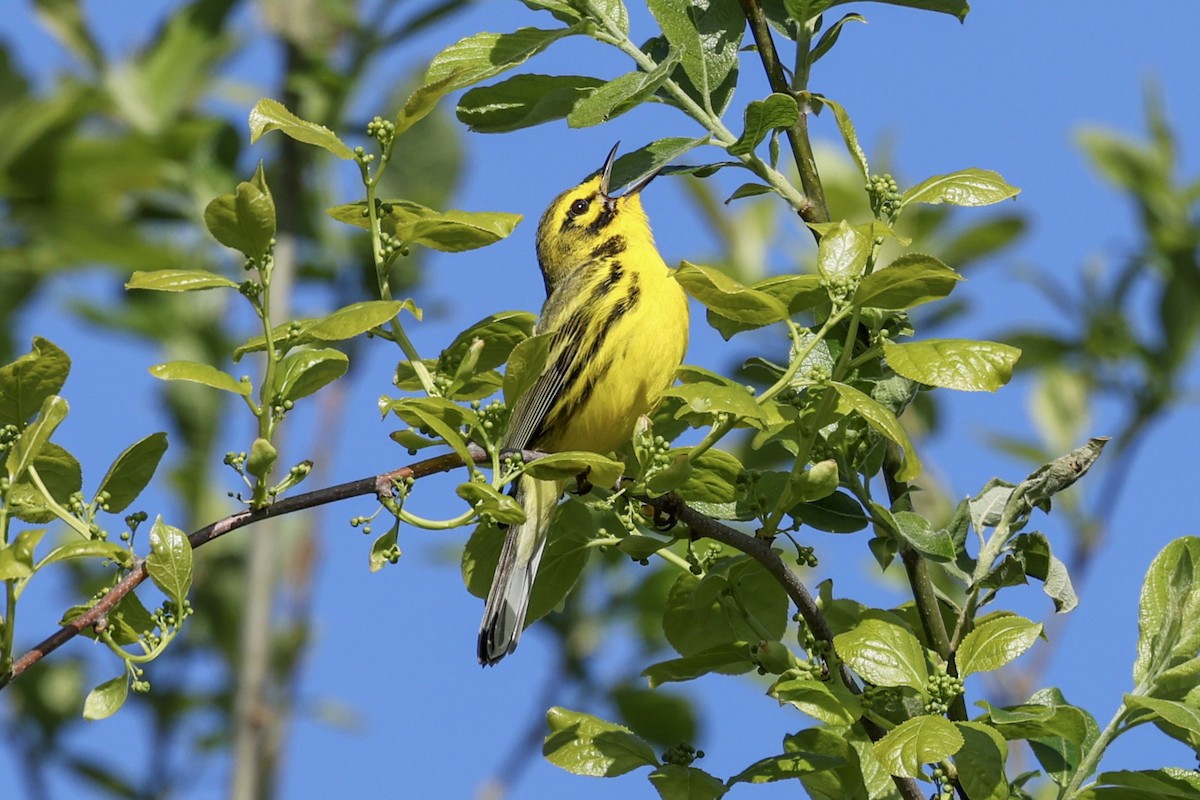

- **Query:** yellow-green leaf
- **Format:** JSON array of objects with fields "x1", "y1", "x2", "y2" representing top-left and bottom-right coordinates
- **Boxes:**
[{"x1": 883, "y1": 339, "x2": 1020, "y2": 392}]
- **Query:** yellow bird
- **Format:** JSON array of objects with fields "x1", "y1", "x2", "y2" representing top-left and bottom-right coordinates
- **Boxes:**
[{"x1": 478, "y1": 144, "x2": 690, "y2": 665}]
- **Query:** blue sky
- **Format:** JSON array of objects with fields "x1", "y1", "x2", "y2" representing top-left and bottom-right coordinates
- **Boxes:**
[{"x1": 3, "y1": 1, "x2": 1200, "y2": 798}]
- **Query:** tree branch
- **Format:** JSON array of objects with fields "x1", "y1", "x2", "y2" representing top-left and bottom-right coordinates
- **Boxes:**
[
  {"x1": 4, "y1": 446, "x2": 921, "y2": 800},
  {"x1": 640, "y1": 494, "x2": 924, "y2": 800},
  {"x1": 3, "y1": 449, "x2": 473, "y2": 687}
]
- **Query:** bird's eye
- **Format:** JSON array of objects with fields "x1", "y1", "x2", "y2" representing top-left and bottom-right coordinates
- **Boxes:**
[{"x1": 568, "y1": 198, "x2": 590, "y2": 218}]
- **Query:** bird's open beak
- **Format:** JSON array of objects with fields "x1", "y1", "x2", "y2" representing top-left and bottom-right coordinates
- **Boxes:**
[
  {"x1": 599, "y1": 141, "x2": 660, "y2": 198},
  {"x1": 599, "y1": 142, "x2": 620, "y2": 198},
  {"x1": 625, "y1": 167, "x2": 661, "y2": 196}
]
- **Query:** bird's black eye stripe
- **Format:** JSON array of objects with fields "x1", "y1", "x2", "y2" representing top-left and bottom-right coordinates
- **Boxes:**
[{"x1": 568, "y1": 198, "x2": 590, "y2": 218}]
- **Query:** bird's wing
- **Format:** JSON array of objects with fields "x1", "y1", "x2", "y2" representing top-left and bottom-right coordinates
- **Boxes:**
[{"x1": 502, "y1": 270, "x2": 592, "y2": 451}]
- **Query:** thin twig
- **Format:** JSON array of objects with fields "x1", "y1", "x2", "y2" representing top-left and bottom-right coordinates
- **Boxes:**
[
  {"x1": 737, "y1": 0, "x2": 830, "y2": 225},
  {"x1": 3, "y1": 450, "x2": 473, "y2": 687}
]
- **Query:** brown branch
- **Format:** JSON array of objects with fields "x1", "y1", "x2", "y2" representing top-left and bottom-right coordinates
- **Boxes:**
[
  {"x1": 3, "y1": 448, "x2": 479, "y2": 687},
  {"x1": 6, "y1": 444, "x2": 921, "y2": 799},
  {"x1": 641, "y1": 494, "x2": 924, "y2": 800}
]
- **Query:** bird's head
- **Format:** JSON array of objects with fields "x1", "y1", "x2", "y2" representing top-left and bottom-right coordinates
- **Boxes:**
[{"x1": 534, "y1": 143, "x2": 660, "y2": 293}]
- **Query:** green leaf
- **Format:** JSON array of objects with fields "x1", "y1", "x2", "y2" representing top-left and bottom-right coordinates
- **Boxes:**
[
  {"x1": 769, "y1": 674, "x2": 862, "y2": 725},
  {"x1": 236, "y1": 299, "x2": 419, "y2": 360},
  {"x1": 568, "y1": 54, "x2": 679, "y2": 128},
  {"x1": 458, "y1": 74, "x2": 605, "y2": 132},
  {"x1": 521, "y1": 1, "x2": 584, "y2": 24},
  {"x1": 833, "y1": 617, "x2": 928, "y2": 690},
  {"x1": 145, "y1": 516, "x2": 193, "y2": 606},
  {"x1": 246, "y1": 437, "x2": 277, "y2": 481},
  {"x1": 388, "y1": 396, "x2": 476, "y2": 467},
  {"x1": 1025, "y1": 689, "x2": 1097, "y2": 786},
  {"x1": 309, "y1": 300, "x2": 418, "y2": 341},
  {"x1": 648, "y1": 765, "x2": 728, "y2": 800},
  {"x1": 6, "y1": 394, "x2": 68, "y2": 482},
  {"x1": 272, "y1": 348, "x2": 349, "y2": 403},
  {"x1": 613, "y1": 686, "x2": 697, "y2": 748},
  {"x1": 728, "y1": 93, "x2": 799, "y2": 156},
  {"x1": 457, "y1": 481, "x2": 526, "y2": 525},
  {"x1": 32, "y1": 0, "x2": 103, "y2": 68},
  {"x1": 957, "y1": 614, "x2": 1042, "y2": 677},
  {"x1": 1135, "y1": 537, "x2": 1200, "y2": 687},
  {"x1": 642, "y1": 642, "x2": 754, "y2": 687},
  {"x1": 203, "y1": 166, "x2": 276, "y2": 262},
  {"x1": 543, "y1": 706, "x2": 659, "y2": 777},
  {"x1": 1125, "y1": 695, "x2": 1200, "y2": 740},
  {"x1": 677, "y1": 448, "x2": 743, "y2": 504},
  {"x1": 329, "y1": 200, "x2": 522, "y2": 253},
  {"x1": 606, "y1": 137, "x2": 707, "y2": 192},
  {"x1": 647, "y1": 0, "x2": 743, "y2": 103},
  {"x1": 248, "y1": 98, "x2": 353, "y2": 159},
  {"x1": 615, "y1": 534, "x2": 672, "y2": 560},
  {"x1": 1081, "y1": 769, "x2": 1200, "y2": 800},
  {"x1": 1009, "y1": 532, "x2": 1078, "y2": 613},
  {"x1": 125, "y1": 269, "x2": 239, "y2": 292},
  {"x1": 841, "y1": 0, "x2": 969, "y2": 20},
  {"x1": 794, "y1": 491, "x2": 869, "y2": 533},
  {"x1": 0, "y1": 528, "x2": 44, "y2": 580},
  {"x1": 395, "y1": 71, "x2": 460, "y2": 136},
  {"x1": 585, "y1": 0, "x2": 631, "y2": 34},
  {"x1": 425, "y1": 28, "x2": 577, "y2": 94},
  {"x1": 0, "y1": 337, "x2": 70, "y2": 428},
  {"x1": 829, "y1": 382, "x2": 921, "y2": 480},
  {"x1": 150, "y1": 361, "x2": 251, "y2": 395},
  {"x1": 816, "y1": 220, "x2": 870, "y2": 284},
  {"x1": 400, "y1": 209, "x2": 523, "y2": 252},
  {"x1": 667, "y1": 383, "x2": 764, "y2": 422},
  {"x1": 368, "y1": 525, "x2": 401, "y2": 573},
  {"x1": 6, "y1": 443, "x2": 82, "y2": 524},
  {"x1": 977, "y1": 700, "x2": 1090, "y2": 746},
  {"x1": 95, "y1": 432, "x2": 168, "y2": 513},
  {"x1": 793, "y1": 728, "x2": 872, "y2": 800},
  {"x1": 901, "y1": 168, "x2": 1019, "y2": 209},
  {"x1": 36, "y1": 539, "x2": 131, "y2": 570},
  {"x1": 871, "y1": 714, "x2": 963, "y2": 778},
  {"x1": 729, "y1": 747, "x2": 846, "y2": 784},
  {"x1": 891, "y1": 510, "x2": 955, "y2": 561},
  {"x1": 810, "y1": 12, "x2": 867, "y2": 63},
  {"x1": 854, "y1": 254, "x2": 962, "y2": 309},
  {"x1": 523, "y1": 451, "x2": 625, "y2": 489},
  {"x1": 953, "y1": 722, "x2": 1009, "y2": 800},
  {"x1": 723, "y1": 183, "x2": 773, "y2": 204},
  {"x1": 82, "y1": 675, "x2": 129, "y2": 721},
  {"x1": 818, "y1": 97, "x2": 869, "y2": 180},
  {"x1": 663, "y1": 557, "x2": 788, "y2": 658},
  {"x1": 503, "y1": 331, "x2": 555, "y2": 408},
  {"x1": 102, "y1": 592, "x2": 158, "y2": 646},
  {"x1": 675, "y1": 261, "x2": 788, "y2": 327},
  {"x1": 439, "y1": 311, "x2": 536, "y2": 376},
  {"x1": 882, "y1": 339, "x2": 1020, "y2": 393}
]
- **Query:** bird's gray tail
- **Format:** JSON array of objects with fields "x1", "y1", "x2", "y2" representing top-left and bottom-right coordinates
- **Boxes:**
[{"x1": 477, "y1": 476, "x2": 561, "y2": 665}]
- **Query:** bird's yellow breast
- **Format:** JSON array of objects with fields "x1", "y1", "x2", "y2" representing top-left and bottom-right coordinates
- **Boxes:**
[{"x1": 541, "y1": 256, "x2": 689, "y2": 455}]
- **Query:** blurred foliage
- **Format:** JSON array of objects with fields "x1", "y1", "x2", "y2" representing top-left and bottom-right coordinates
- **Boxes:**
[
  {"x1": 0, "y1": 1, "x2": 467, "y2": 797},
  {"x1": 995, "y1": 91, "x2": 1200, "y2": 565}
]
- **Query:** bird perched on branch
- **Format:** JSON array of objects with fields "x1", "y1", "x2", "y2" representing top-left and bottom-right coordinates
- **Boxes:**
[{"x1": 478, "y1": 144, "x2": 690, "y2": 665}]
